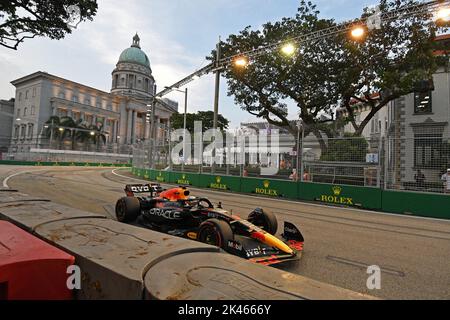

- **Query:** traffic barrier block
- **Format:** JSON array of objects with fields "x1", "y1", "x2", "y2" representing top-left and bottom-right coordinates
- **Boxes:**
[
  {"x1": 0, "y1": 221, "x2": 75, "y2": 300},
  {"x1": 144, "y1": 251, "x2": 375, "y2": 300},
  {"x1": 34, "y1": 218, "x2": 220, "y2": 300},
  {"x1": 0, "y1": 200, "x2": 107, "y2": 232}
]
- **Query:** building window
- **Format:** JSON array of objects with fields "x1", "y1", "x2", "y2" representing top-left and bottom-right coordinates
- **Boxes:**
[
  {"x1": 59, "y1": 92, "x2": 65, "y2": 99},
  {"x1": 31, "y1": 106, "x2": 35, "y2": 115},
  {"x1": 72, "y1": 95, "x2": 79, "y2": 103},
  {"x1": 14, "y1": 126, "x2": 19, "y2": 139},
  {"x1": 19, "y1": 92, "x2": 22, "y2": 101},
  {"x1": 84, "y1": 98, "x2": 91, "y2": 105},
  {"x1": 25, "y1": 90, "x2": 29, "y2": 99},
  {"x1": 20, "y1": 125, "x2": 26, "y2": 139},
  {"x1": 414, "y1": 133, "x2": 443, "y2": 168},
  {"x1": 16, "y1": 108, "x2": 21, "y2": 118},
  {"x1": 414, "y1": 91, "x2": 432, "y2": 114},
  {"x1": 28, "y1": 124, "x2": 34, "y2": 139},
  {"x1": 32, "y1": 88, "x2": 36, "y2": 97}
]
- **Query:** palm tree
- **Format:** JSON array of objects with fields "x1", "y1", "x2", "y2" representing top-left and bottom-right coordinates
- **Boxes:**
[
  {"x1": 60, "y1": 117, "x2": 88, "y2": 150},
  {"x1": 89, "y1": 124, "x2": 107, "y2": 151},
  {"x1": 43, "y1": 116, "x2": 64, "y2": 148}
]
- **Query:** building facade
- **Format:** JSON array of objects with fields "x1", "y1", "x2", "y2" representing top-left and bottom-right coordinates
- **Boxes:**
[
  {"x1": 0, "y1": 99, "x2": 14, "y2": 156},
  {"x1": 9, "y1": 34, "x2": 177, "y2": 154}
]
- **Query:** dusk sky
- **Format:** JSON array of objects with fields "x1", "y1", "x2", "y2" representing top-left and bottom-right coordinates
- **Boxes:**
[{"x1": 0, "y1": 0, "x2": 376, "y2": 128}]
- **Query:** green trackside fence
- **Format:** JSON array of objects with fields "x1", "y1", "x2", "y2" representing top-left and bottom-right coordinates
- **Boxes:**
[
  {"x1": 298, "y1": 182, "x2": 383, "y2": 211},
  {"x1": 107, "y1": 166, "x2": 450, "y2": 220},
  {"x1": 382, "y1": 190, "x2": 450, "y2": 220},
  {"x1": 0, "y1": 160, "x2": 132, "y2": 168}
]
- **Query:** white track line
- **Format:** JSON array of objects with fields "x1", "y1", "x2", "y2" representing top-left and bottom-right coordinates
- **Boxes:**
[
  {"x1": 110, "y1": 168, "x2": 450, "y2": 224},
  {"x1": 2, "y1": 169, "x2": 50, "y2": 188}
]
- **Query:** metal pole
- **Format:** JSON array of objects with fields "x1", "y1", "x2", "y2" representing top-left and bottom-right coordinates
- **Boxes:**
[
  {"x1": 168, "y1": 119, "x2": 173, "y2": 171},
  {"x1": 149, "y1": 98, "x2": 156, "y2": 169},
  {"x1": 300, "y1": 124, "x2": 305, "y2": 182},
  {"x1": 296, "y1": 121, "x2": 301, "y2": 181},
  {"x1": 50, "y1": 119, "x2": 54, "y2": 149},
  {"x1": 212, "y1": 37, "x2": 221, "y2": 174},
  {"x1": 182, "y1": 88, "x2": 188, "y2": 172}
]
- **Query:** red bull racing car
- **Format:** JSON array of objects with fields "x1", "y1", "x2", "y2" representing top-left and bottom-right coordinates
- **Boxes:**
[{"x1": 115, "y1": 183, "x2": 304, "y2": 266}]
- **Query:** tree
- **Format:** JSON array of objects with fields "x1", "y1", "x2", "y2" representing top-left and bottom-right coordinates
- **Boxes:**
[
  {"x1": 215, "y1": 0, "x2": 446, "y2": 151},
  {"x1": 0, "y1": 0, "x2": 98, "y2": 50},
  {"x1": 320, "y1": 134, "x2": 368, "y2": 162},
  {"x1": 215, "y1": 1, "x2": 348, "y2": 152},
  {"x1": 43, "y1": 116, "x2": 106, "y2": 150},
  {"x1": 171, "y1": 111, "x2": 230, "y2": 132},
  {"x1": 336, "y1": 0, "x2": 445, "y2": 136}
]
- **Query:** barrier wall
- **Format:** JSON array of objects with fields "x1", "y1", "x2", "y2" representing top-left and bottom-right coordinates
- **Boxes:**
[
  {"x1": 0, "y1": 160, "x2": 131, "y2": 167},
  {"x1": 298, "y1": 182, "x2": 383, "y2": 211},
  {"x1": 382, "y1": 190, "x2": 450, "y2": 219},
  {"x1": 132, "y1": 168, "x2": 449, "y2": 220}
]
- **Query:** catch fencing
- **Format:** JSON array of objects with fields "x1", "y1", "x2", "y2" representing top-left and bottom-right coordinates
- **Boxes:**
[{"x1": 133, "y1": 129, "x2": 450, "y2": 195}]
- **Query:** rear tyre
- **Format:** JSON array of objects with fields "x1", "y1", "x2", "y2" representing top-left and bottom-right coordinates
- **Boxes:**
[
  {"x1": 197, "y1": 219, "x2": 233, "y2": 249},
  {"x1": 248, "y1": 208, "x2": 278, "y2": 235},
  {"x1": 115, "y1": 197, "x2": 141, "y2": 222}
]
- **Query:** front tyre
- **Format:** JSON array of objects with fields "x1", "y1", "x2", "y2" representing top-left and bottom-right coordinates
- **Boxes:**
[
  {"x1": 248, "y1": 208, "x2": 278, "y2": 235},
  {"x1": 115, "y1": 197, "x2": 141, "y2": 222},
  {"x1": 197, "y1": 219, "x2": 233, "y2": 249}
]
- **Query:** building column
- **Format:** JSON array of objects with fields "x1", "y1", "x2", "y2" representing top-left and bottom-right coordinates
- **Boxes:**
[
  {"x1": 132, "y1": 110, "x2": 138, "y2": 144},
  {"x1": 119, "y1": 105, "x2": 127, "y2": 145},
  {"x1": 142, "y1": 114, "x2": 147, "y2": 140},
  {"x1": 114, "y1": 120, "x2": 119, "y2": 144},
  {"x1": 126, "y1": 109, "x2": 133, "y2": 144}
]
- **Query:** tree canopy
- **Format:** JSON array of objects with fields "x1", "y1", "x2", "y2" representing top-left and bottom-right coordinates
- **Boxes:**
[
  {"x1": 0, "y1": 0, "x2": 98, "y2": 50},
  {"x1": 215, "y1": 0, "x2": 447, "y2": 147},
  {"x1": 171, "y1": 111, "x2": 230, "y2": 132}
]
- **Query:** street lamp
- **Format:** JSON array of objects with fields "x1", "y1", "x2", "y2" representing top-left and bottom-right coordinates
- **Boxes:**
[
  {"x1": 281, "y1": 43, "x2": 296, "y2": 56},
  {"x1": 234, "y1": 57, "x2": 249, "y2": 68},
  {"x1": 350, "y1": 25, "x2": 366, "y2": 40},
  {"x1": 166, "y1": 86, "x2": 188, "y2": 171},
  {"x1": 435, "y1": 7, "x2": 450, "y2": 23}
]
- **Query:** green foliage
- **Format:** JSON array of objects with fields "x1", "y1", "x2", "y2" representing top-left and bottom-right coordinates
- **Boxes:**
[
  {"x1": 214, "y1": 0, "x2": 446, "y2": 143},
  {"x1": 43, "y1": 116, "x2": 106, "y2": 149},
  {"x1": 171, "y1": 111, "x2": 230, "y2": 132},
  {"x1": 320, "y1": 134, "x2": 369, "y2": 162},
  {"x1": 0, "y1": 0, "x2": 98, "y2": 50}
]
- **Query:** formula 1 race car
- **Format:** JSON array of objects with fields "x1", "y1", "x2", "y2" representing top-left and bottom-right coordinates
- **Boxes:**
[{"x1": 115, "y1": 184, "x2": 304, "y2": 266}]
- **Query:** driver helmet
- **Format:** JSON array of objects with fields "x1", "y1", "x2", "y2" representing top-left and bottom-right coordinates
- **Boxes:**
[{"x1": 159, "y1": 187, "x2": 190, "y2": 201}]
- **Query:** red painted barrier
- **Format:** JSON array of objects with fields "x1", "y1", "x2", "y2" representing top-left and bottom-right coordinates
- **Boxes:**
[{"x1": 0, "y1": 221, "x2": 75, "y2": 300}]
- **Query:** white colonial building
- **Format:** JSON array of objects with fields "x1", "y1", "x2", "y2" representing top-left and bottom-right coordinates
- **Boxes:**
[{"x1": 9, "y1": 34, "x2": 177, "y2": 154}]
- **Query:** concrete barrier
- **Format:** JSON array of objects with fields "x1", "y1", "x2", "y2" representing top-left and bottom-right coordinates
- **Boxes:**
[
  {"x1": 34, "y1": 217, "x2": 220, "y2": 300},
  {"x1": 145, "y1": 252, "x2": 371, "y2": 300},
  {"x1": 0, "y1": 189, "x2": 375, "y2": 300}
]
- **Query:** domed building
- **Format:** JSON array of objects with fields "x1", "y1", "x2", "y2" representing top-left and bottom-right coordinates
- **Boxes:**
[
  {"x1": 111, "y1": 34, "x2": 156, "y2": 99},
  {"x1": 8, "y1": 34, "x2": 178, "y2": 158}
]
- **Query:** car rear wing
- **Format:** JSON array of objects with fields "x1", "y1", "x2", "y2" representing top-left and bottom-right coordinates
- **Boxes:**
[{"x1": 124, "y1": 184, "x2": 164, "y2": 197}]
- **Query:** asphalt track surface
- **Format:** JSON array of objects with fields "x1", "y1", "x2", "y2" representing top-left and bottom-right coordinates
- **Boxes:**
[{"x1": 2, "y1": 165, "x2": 450, "y2": 300}]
